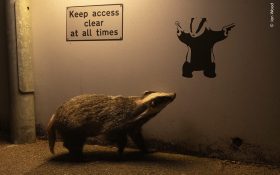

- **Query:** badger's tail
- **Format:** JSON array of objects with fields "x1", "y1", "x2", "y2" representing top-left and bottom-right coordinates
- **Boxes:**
[{"x1": 47, "y1": 114, "x2": 56, "y2": 154}]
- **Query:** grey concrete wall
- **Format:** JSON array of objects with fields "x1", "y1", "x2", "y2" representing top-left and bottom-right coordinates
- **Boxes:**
[
  {"x1": 0, "y1": 0, "x2": 10, "y2": 134},
  {"x1": 31, "y1": 0, "x2": 280, "y2": 163}
]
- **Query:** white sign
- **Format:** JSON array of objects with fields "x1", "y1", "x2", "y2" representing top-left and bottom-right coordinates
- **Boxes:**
[{"x1": 66, "y1": 4, "x2": 123, "y2": 41}]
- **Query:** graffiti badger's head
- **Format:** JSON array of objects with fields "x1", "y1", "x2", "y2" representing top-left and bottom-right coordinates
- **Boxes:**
[{"x1": 190, "y1": 17, "x2": 209, "y2": 37}]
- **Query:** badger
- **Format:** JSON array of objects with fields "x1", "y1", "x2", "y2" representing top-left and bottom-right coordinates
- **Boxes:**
[{"x1": 47, "y1": 91, "x2": 176, "y2": 156}]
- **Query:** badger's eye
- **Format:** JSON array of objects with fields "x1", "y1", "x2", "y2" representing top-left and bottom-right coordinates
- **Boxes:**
[
  {"x1": 151, "y1": 101, "x2": 156, "y2": 107},
  {"x1": 151, "y1": 98, "x2": 162, "y2": 107}
]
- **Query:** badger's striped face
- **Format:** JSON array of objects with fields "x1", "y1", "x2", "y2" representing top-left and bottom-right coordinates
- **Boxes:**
[
  {"x1": 190, "y1": 17, "x2": 209, "y2": 37},
  {"x1": 140, "y1": 91, "x2": 176, "y2": 116},
  {"x1": 125, "y1": 91, "x2": 175, "y2": 128}
]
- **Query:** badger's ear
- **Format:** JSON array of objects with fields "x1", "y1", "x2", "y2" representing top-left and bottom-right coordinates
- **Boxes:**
[{"x1": 142, "y1": 91, "x2": 155, "y2": 97}]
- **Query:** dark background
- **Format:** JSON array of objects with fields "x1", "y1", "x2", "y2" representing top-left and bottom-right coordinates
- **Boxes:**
[{"x1": 0, "y1": 0, "x2": 10, "y2": 136}]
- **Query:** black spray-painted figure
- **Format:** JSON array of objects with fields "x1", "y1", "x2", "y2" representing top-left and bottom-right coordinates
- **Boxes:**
[{"x1": 176, "y1": 18, "x2": 235, "y2": 78}]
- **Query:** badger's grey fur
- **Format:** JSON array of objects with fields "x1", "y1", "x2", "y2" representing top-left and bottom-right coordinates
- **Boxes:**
[{"x1": 47, "y1": 91, "x2": 176, "y2": 155}]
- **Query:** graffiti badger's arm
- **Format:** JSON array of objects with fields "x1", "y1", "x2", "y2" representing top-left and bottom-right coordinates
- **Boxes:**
[
  {"x1": 175, "y1": 21, "x2": 191, "y2": 45},
  {"x1": 175, "y1": 21, "x2": 184, "y2": 35},
  {"x1": 222, "y1": 23, "x2": 235, "y2": 36}
]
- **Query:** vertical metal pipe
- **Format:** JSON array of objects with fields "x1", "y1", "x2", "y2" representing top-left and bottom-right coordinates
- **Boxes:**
[{"x1": 6, "y1": 0, "x2": 35, "y2": 143}]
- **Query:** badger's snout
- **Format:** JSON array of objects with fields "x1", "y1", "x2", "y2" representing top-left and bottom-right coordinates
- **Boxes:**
[
  {"x1": 170, "y1": 93, "x2": 176, "y2": 101},
  {"x1": 166, "y1": 93, "x2": 176, "y2": 103}
]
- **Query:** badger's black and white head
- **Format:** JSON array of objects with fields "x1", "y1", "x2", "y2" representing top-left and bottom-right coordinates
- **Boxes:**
[
  {"x1": 129, "y1": 91, "x2": 176, "y2": 126},
  {"x1": 140, "y1": 91, "x2": 176, "y2": 114},
  {"x1": 189, "y1": 17, "x2": 209, "y2": 37}
]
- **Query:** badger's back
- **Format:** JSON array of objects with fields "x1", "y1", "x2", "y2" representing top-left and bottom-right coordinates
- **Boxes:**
[{"x1": 53, "y1": 94, "x2": 137, "y2": 136}]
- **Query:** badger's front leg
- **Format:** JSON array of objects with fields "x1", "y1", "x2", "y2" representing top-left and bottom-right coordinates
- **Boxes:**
[
  {"x1": 106, "y1": 130, "x2": 128, "y2": 154},
  {"x1": 129, "y1": 128, "x2": 150, "y2": 153},
  {"x1": 116, "y1": 134, "x2": 127, "y2": 154}
]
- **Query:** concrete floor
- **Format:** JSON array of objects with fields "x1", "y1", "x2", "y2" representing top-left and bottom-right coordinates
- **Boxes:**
[{"x1": 0, "y1": 140, "x2": 279, "y2": 175}]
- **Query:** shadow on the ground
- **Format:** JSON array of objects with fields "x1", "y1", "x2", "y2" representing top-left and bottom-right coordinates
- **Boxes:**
[
  {"x1": 48, "y1": 150, "x2": 185, "y2": 165},
  {"x1": 26, "y1": 151, "x2": 187, "y2": 175},
  {"x1": 0, "y1": 132, "x2": 10, "y2": 148}
]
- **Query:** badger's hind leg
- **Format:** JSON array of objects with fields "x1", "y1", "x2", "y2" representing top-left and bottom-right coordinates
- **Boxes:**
[
  {"x1": 106, "y1": 130, "x2": 128, "y2": 154},
  {"x1": 62, "y1": 135, "x2": 86, "y2": 156}
]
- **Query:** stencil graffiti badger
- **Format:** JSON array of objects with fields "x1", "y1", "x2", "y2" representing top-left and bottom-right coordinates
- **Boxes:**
[
  {"x1": 47, "y1": 91, "x2": 176, "y2": 156},
  {"x1": 175, "y1": 18, "x2": 235, "y2": 78}
]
